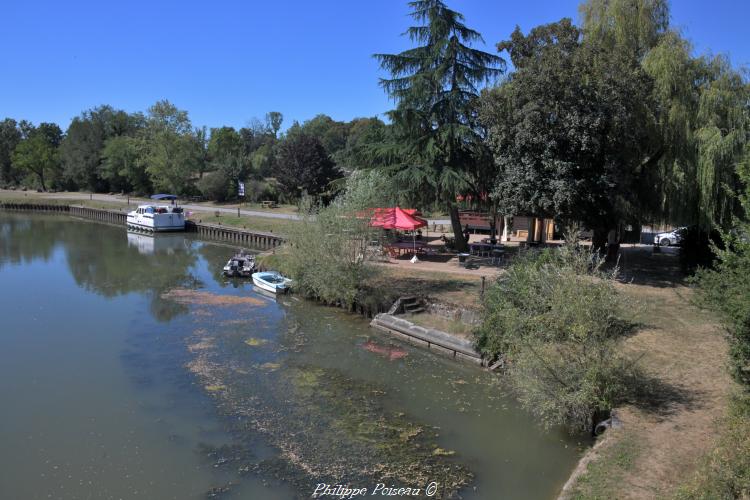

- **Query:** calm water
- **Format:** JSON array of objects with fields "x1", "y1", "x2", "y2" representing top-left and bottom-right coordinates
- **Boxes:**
[{"x1": 0, "y1": 213, "x2": 582, "y2": 499}]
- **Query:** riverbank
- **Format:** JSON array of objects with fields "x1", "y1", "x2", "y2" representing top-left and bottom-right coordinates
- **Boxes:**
[
  {"x1": 5, "y1": 200, "x2": 730, "y2": 497},
  {"x1": 0, "y1": 189, "x2": 300, "y2": 235},
  {"x1": 561, "y1": 246, "x2": 734, "y2": 499}
]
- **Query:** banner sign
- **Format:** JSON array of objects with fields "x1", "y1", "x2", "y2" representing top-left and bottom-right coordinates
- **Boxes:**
[{"x1": 238, "y1": 181, "x2": 245, "y2": 197}]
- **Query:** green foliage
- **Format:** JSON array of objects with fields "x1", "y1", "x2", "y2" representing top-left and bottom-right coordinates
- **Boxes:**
[
  {"x1": 59, "y1": 105, "x2": 139, "y2": 191},
  {"x1": 11, "y1": 122, "x2": 63, "y2": 191},
  {"x1": 271, "y1": 173, "x2": 401, "y2": 306},
  {"x1": 294, "y1": 114, "x2": 351, "y2": 158},
  {"x1": 277, "y1": 196, "x2": 379, "y2": 308},
  {"x1": 275, "y1": 132, "x2": 340, "y2": 198},
  {"x1": 480, "y1": 18, "x2": 658, "y2": 239},
  {"x1": 265, "y1": 111, "x2": 283, "y2": 137},
  {"x1": 197, "y1": 171, "x2": 232, "y2": 202},
  {"x1": 475, "y1": 242, "x2": 640, "y2": 432},
  {"x1": 580, "y1": 0, "x2": 669, "y2": 60},
  {"x1": 693, "y1": 225, "x2": 750, "y2": 387},
  {"x1": 0, "y1": 118, "x2": 22, "y2": 185},
  {"x1": 676, "y1": 393, "x2": 750, "y2": 499},
  {"x1": 334, "y1": 117, "x2": 389, "y2": 171},
  {"x1": 374, "y1": 0, "x2": 504, "y2": 249},
  {"x1": 141, "y1": 101, "x2": 203, "y2": 195},
  {"x1": 101, "y1": 135, "x2": 150, "y2": 194}
]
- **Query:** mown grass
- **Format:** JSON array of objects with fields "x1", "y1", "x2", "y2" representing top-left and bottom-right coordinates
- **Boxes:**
[
  {"x1": 190, "y1": 213, "x2": 297, "y2": 235},
  {"x1": 407, "y1": 313, "x2": 475, "y2": 338},
  {"x1": 675, "y1": 393, "x2": 750, "y2": 499},
  {"x1": 571, "y1": 431, "x2": 642, "y2": 499}
]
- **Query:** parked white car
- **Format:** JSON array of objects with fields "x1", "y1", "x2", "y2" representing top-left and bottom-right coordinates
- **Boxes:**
[{"x1": 654, "y1": 227, "x2": 686, "y2": 246}]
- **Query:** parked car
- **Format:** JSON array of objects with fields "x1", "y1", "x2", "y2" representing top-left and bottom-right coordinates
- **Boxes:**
[{"x1": 654, "y1": 227, "x2": 686, "y2": 246}]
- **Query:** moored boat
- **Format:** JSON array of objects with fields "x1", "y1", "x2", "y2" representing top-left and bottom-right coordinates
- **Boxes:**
[
  {"x1": 222, "y1": 253, "x2": 256, "y2": 277},
  {"x1": 126, "y1": 195, "x2": 185, "y2": 232},
  {"x1": 251, "y1": 271, "x2": 292, "y2": 294}
]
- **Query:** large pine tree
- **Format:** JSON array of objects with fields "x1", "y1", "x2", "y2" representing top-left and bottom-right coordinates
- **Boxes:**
[{"x1": 375, "y1": 0, "x2": 504, "y2": 250}]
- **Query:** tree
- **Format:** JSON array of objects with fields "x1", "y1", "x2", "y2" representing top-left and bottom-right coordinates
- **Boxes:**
[
  {"x1": 11, "y1": 123, "x2": 63, "y2": 191},
  {"x1": 297, "y1": 114, "x2": 351, "y2": 159},
  {"x1": 581, "y1": 0, "x2": 749, "y2": 230},
  {"x1": 480, "y1": 19, "x2": 658, "y2": 248},
  {"x1": 141, "y1": 101, "x2": 202, "y2": 194},
  {"x1": 579, "y1": 0, "x2": 669, "y2": 61},
  {"x1": 275, "y1": 133, "x2": 339, "y2": 198},
  {"x1": 374, "y1": 0, "x2": 504, "y2": 251},
  {"x1": 0, "y1": 118, "x2": 22, "y2": 185},
  {"x1": 334, "y1": 117, "x2": 389, "y2": 171},
  {"x1": 60, "y1": 105, "x2": 138, "y2": 191},
  {"x1": 265, "y1": 111, "x2": 283, "y2": 137},
  {"x1": 101, "y1": 135, "x2": 150, "y2": 194}
]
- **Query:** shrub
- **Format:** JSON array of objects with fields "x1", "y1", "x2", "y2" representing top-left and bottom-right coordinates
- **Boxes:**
[
  {"x1": 475, "y1": 242, "x2": 640, "y2": 433},
  {"x1": 197, "y1": 172, "x2": 231, "y2": 202},
  {"x1": 692, "y1": 223, "x2": 750, "y2": 387},
  {"x1": 274, "y1": 199, "x2": 379, "y2": 308}
]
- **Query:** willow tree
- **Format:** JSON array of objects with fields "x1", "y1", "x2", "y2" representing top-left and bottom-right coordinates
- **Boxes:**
[
  {"x1": 374, "y1": 0, "x2": 504, "y2": 251},
  {"x1": 582, "y1": 0, "x2": 750, "y2": 230}
]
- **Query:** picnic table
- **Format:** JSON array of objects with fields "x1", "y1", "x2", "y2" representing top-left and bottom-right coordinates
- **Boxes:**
[
  {"x1": 260, "y1": 200, "x2": 277, "y2": 209},
  {"x1": 384, "y1": 241, "x2": 431, "y2": 258},
  {"x1": 469, "y1": 242, "x2": 504, "y2": 257}
]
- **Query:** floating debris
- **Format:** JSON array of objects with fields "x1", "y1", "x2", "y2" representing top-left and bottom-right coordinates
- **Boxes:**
[
  {"x1": 162, "y1": 288, "x2": 264, "y2": 307},
  {"x1": 244, "y1": 338, "x2": 269, "y2": 347}
]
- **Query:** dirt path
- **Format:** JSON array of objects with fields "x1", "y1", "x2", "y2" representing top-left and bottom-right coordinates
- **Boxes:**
[{"x1": 563, "y1": 246, "x2": 734, "y2": 499}]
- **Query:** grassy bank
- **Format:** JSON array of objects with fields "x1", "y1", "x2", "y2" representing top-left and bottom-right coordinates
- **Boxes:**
[
  {"x1": 563, "y1": 247, "x2": 734, "y2": 499},
  {"x1": 0, "y1": 190, "x2": 299, "y2": 236}
]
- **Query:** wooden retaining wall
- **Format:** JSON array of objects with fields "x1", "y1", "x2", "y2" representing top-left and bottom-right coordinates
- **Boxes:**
[
  {"x1": 371, "y1": 313, "x2": 484, "y2": 365},
  {"x1": 0, "y1": 202, "x2": 71, "y2": 213},
  {"x1": 185, "y1": 221, "x2": 283, "y2": 249},
  {"x1": 0, "y1": 203, "x2": 285, "y2": 249},
  {"x1": 70, "y1": 205, "x2": 127, "y2": 224}
]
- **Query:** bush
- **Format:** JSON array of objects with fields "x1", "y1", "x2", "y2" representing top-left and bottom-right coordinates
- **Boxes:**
[
  {"x1": 273, "y1": 199, "x2": 379, "y2": 308},
  {"x1": 692, "y1": 223, "x2": 750, "y2": 387},
  {"x1": 475, "y1": 242, "x2": 640, "y2": 433},
  {"x1": 197, "y1": 172, "x2": 231, "y2": 202}
]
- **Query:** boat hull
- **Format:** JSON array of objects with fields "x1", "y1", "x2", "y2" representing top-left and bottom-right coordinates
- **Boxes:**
[
  {"x1": 251, "y1": 272, "x2": 290, "y2": 294},
  {"x1": 127, "y1": 212, "x2": 185, "y2": 232}
]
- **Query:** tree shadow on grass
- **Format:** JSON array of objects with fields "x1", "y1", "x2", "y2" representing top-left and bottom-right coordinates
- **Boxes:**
[
  {"x1": 623, "y1": 368, "x2": 703, "y2": 420},
  {"x1": 615, "y1": 246, "x2": 685, "y2": 289}
]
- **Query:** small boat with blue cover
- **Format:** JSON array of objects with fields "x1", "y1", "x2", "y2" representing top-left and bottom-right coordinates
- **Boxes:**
[{"x1": 251, "y1": 271, "x2": 292, "y2": 294}]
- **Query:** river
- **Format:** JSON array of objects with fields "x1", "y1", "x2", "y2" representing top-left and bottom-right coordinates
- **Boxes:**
[{"x1": 0, "y1": 213, "x2": 582, "y2": 499}]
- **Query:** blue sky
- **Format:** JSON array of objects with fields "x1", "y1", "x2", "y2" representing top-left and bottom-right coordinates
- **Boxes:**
[{"x1": 2, "y1": 0, "x2": 748, "y2": 132}]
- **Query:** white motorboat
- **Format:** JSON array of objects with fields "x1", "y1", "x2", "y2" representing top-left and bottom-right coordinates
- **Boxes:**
[
  {"x1": 222, "y1": 253, "x2": 256, "y2": 277},
  {"x1": 126, "y1": 194, "x2": 185, "y2": 232},
  {"x1": 251, "y1": 271, "x2": 292, "y2": 294}
]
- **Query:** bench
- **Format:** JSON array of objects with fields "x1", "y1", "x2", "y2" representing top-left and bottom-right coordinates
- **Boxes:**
[{"x1": 260, "y1": 200, "x2": 277, "y2": 209}]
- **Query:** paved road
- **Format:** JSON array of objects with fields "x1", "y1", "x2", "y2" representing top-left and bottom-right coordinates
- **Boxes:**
[{"x1": 14, "y1": 191, "x2": 453, "y2": 225}]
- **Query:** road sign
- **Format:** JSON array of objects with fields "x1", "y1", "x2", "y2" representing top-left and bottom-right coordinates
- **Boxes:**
[{"x1": 238, "y1": 181, "x2": 245, "y2": 197}]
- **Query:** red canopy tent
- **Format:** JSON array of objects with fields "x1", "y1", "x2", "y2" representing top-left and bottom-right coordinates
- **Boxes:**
[
  {"x1": 369, "y1": 207, "x2": 427, "y2": 256},
  {"x1": 369, "y1": 207, "x2": 427, "y2": 230}
]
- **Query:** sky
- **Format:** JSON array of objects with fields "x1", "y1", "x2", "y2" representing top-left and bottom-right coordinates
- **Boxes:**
[{"x1": 2, "y1": 0, "x2": 748, "y2": 132}]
